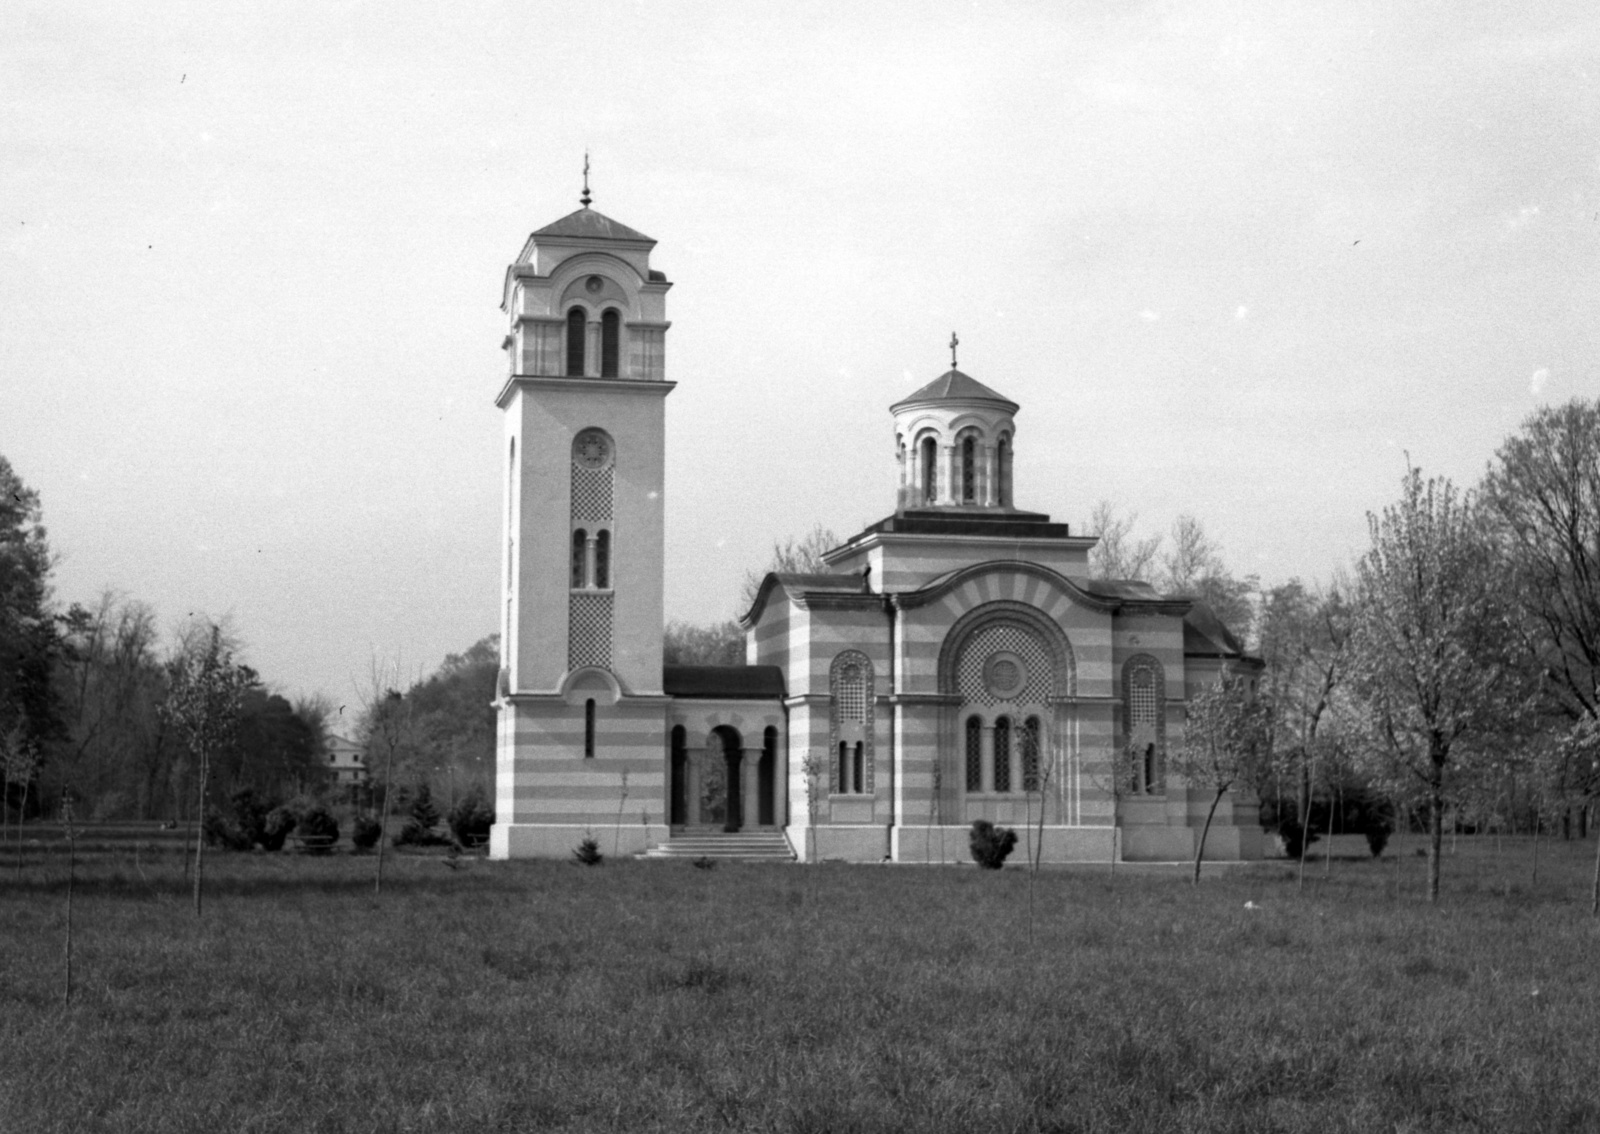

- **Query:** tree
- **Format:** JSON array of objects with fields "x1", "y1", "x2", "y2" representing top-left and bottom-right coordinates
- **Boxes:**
[
  {"x1": 1158, "y1": 514, "x2": 1256, "y2": 642},
  {"x1": 1087, "y1": 500, "x2": 1161, "y2": 581},
  {"x1": 1482, "y1": 399, "x2": 1600, "y2": 727},
  {"x1": 1171, "y1": 672, "x2": 1272, "y2": 884},
  {"x1": 360, "y1": 655, "x2": 421, "y2": 896},
  {"x1": 663, "y1": 619, "x2": 744, "y2": 666},
  {"x1": 161, "y1": 623, "x2": 251, "y2": 916},
  {"x1": 0, "y1": 456, "x2": 63, "y2": 798},
  {"x1": 1345, "y1": 467, "x2": 1525, "y2": 902},
  {"x1": 740, "y1": 524, "x2": 840, "y2": 613}
]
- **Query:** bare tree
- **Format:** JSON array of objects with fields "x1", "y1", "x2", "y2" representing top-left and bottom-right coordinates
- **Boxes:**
[
  {"x1": 1087, "y1": 500, "x2": 1161, "y2": 581},
  {"x1": 740, "y1": 524, "x2": 841, "y2": 614},
  {"x1": 359, "y1": 655, "x2": 420, "y2": 896}
]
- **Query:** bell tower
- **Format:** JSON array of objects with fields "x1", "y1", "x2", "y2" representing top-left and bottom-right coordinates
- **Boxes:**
[{"x1": 490, "y1": 178, "x2": 675, "y2": 859}]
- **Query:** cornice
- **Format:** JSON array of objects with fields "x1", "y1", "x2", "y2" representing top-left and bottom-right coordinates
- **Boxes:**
[
  {"x1": 892, "y1": 559, "x2": 1120, "y2": 613},
  {"x1": 496, "y1": 375, "x2": 677, "y2": 409}
]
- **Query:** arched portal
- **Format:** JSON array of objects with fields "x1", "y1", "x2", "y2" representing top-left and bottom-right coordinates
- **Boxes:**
[{"x1": 700, "y1": 725, "x2": 743, "y2": 832}]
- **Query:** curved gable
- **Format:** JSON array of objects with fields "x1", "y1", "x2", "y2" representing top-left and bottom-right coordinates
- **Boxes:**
[{"x1": 898, "y1": 559, "x2": 1117, "y2": 620}]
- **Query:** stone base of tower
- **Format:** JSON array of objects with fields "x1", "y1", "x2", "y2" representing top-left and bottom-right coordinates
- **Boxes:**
[{"x1": 489, "y1": 821, "x2": 671, "y2": 860}]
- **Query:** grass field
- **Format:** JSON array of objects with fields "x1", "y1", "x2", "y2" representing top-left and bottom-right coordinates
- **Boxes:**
[{"x1": 3, "y1": 830, "x2": 1599, "y2": 1133}]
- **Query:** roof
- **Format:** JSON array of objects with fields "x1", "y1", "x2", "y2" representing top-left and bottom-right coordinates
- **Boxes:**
[
  {"x1": 854, "y1": 509, "x2": 1070, "y2": 540},
  {"x1": 891, "y1": 369, "x2": 1017, "y2": 412},
  {"x1": 663, "y1": 665, "x2": 786, "y2": 700},
  {"x1": 531, "y1": 208, "x2": 655, "y2": 244},
  {"x1": 1181, "y1": 601, "x2": 1247, "y2": 657},
  {"x1": 1079, "y1": 578, "x2": 1164, "y2": 601}
]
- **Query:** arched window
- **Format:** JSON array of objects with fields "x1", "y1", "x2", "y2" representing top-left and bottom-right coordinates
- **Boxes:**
[
  {"x1": 961, "y1": 435, "x2": 976, "y2": 504},
  {"x1": 829, "y1": 651, "x2": 873, "y2": 795},
  {"x1": 570, "y1": 529, "x2": 587, "y2": 589},
  {"x1": 1022, "y1": 716, "x2": 1042, "y2": 792},
  {"x1": 565, "y1": 308, "x2": 586, "y2": 376},
  {"x1": 600, "y1": 309, "x2": 621, "y2": 377},
  {"x1": 584, "y1": 698, "x2": 596, "y2": 758},
  {"x1": 966, "y1": 715, "x2": 982, "y2": 792},
  {"x1": 996, "y1": 437, "x2": 1009, "y2": 507},
  {"x1": 920, "y1": 436, "x2": 937, "y2": 504},
  {"x1": 594, "y1": 529, "x2": 611, "y2": 589},
  {"x1": 993, "y1": 716, "x2": 1011, "y2": 792},
  {"x1": 1123, "y1": 655, "x2": 1165, "y2": 794}
]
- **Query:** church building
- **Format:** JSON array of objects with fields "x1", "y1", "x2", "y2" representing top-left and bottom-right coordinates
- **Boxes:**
[{"x1": 490, "y1": 192, "x2": 1263, "y2": 864}]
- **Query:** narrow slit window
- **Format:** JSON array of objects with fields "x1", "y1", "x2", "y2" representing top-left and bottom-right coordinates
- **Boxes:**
[
  {"x1": 852, "y1": 742, "x2": 864, "y2": 794},
  {"x1": 594, "y1": 529, "x2": 611, "y2": 589},
  {"x1": 600, "y1": 309, "x2": 620, "y2": 377},
  {"x1": 570, "y1": 529, "x2": 587, "y2": 589},
  {"x1": 996, "y1": 438, "x2": 1009, "y2": 507},
  {"x1": 966, "y1": 716, "x2": 982, "y2": 792},
  {"x1": 838, "y1": 742, "x2": 849, "y2": 793},
  {"x1": 584, "y1": 698, "x2": 596, "y2": 758},
  {"x1": 994, "y1": 716, "x2": 1011, "y2": 793},
  {"x1": 566, "y1": 308, "x2": 586, "y2": 376},
  {"x1": 961, "y1": 436, "x2": 975, "y2": 503},
  {"x1": 921, "y1": 436, "x2": 937, "y2": 503}
]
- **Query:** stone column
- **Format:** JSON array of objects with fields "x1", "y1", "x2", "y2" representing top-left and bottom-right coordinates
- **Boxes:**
[
  {"x1": 982, "y1": 444, "x2": 997, "y2": 506},
  {"x1": 584, "y1": 535, "x2": 598, "y2": 590},
  {"x1": 586, "y1": 319, "x2": 601, "y2": 378},
  {"x1": 741, "y1": 748, "x2": 762, "y2": 828}
]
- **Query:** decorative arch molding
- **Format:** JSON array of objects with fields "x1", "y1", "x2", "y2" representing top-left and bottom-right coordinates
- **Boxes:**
[
  {"x1": 902, "y1": 560, "x2": 1116, "y2": 615},
  {"x1": 937, "y1": 599, "x2": 1076, "y2": 700},
  {"x1": 559, "y1": 665, "x2": 621, "y2": 706},
  {"x1": 547, "y1": 251, "x2": 648, "y2": 296}
]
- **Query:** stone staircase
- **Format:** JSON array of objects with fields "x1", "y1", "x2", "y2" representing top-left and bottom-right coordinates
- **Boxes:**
[{"x1": 642, "y1": 831, "x2": 795, "y2": 861}]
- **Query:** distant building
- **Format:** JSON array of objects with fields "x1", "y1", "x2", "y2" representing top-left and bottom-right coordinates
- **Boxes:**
[
  {"x1": 490, "y1": 192, "x2": 1263, "y2": 864},
  {"x1": 326, "y1": 735, "x2": 367, "y2": 788}
]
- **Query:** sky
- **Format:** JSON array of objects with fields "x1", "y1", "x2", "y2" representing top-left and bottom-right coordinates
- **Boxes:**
[{"x1": 3, "y1": 1, "x2": 1597, "y2": 705}]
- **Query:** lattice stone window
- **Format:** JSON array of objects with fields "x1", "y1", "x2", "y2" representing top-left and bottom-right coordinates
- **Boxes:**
[
  {"x1": 568, "y1": 592, "x2": 613, "y2": 669},
  {"x1": 1123, "y1": 655, "x2": 1166, "y2": 794},
  {"x1": 956, "y1": 623, "x2": 1054, "y2": 708},
  {"x1": 829, "y1": 650, "x2": 874, "y2": 794}
]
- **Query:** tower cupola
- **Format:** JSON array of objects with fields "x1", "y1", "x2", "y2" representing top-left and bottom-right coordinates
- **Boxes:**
[{"x1": 890, "y1": 352, "x2": 1020, "y2": 514}]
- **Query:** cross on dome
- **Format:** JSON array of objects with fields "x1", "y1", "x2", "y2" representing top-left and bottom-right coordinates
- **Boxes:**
[
  {"x1": 580, "y1": 152, "x2": 592, "y2": 208},
  {"x1": 949, "y1": 331, "x2": 959, "y2": 369}
]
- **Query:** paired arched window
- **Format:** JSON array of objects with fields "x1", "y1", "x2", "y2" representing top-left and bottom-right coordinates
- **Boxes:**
[
  {"x1": 566, "y1": 308, "x2": 586, "y2": 376},
  {"x1": 920, "y1": 436, "x2": 937, "y2": 504},
  {"x1": 960, "y1": 434, "x2": 977, "y2": 503},
  {"x1": 600, "y1": 309, "x2": 620, "y2": 377},
  {"x1": 965, "y1": 715, "x2": 982, "y2": 792},
  {"x1": 993, "y1": 716, "x2": 1012, "y2": 792}
]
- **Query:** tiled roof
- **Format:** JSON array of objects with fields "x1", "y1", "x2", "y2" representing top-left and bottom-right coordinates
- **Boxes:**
[
  {"x1": 891, "y1": 369, "x2": 1016, "y2": 411},
  {"x1": 1182, "y1": 602, "x2": 1247, "y2": 657},
  {"x1": 531, "y1": 208, "x2": 655, "y2": 243},
  {"x1": 1079, "y1": 578, "x2": 1164, "y2": 601},
  {"x1": 663, "y1": 665, "x2": 786, "y2": 700}
]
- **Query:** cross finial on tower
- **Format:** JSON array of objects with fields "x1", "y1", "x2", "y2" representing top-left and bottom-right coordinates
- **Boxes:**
[
  {"x1": 580, "y1": 152, "x2": 592, "y2": 208},
  {"x1": 949, "y1": 331, "x2": 959, "y2": 369}
]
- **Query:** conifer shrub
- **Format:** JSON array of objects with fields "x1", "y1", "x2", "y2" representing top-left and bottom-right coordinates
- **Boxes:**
[
  {"x1": 447, "y1": 786, "x2": 494, "y2": 847},
  {"x1": 409, "y1": 783, "x2": 441, "y2": 830},
  {"x1": 1364, "y1": 823, "x2": 1392, "y2": 858},
  {"x1": 350, "y1": 814, "x2": 382, "y2": 851},
  {"x1": 573, "y1": 836, "x2": 603, "y2": 865},
  {"x1": 1277, "y1": 818, "x2": 1320, "y2": 860},
  {"x1": 296, "y1": 805, "x2": 339, "y2": 853},
  {"x1": 393, "y1": 783, "x2": 452, "y2": 847},
  {"x1": 968, "y1": 819, "x2": 1017, "y2": 869},
  {"x1": 260, "y1": 806, "x2": 297, "y2": 852}
]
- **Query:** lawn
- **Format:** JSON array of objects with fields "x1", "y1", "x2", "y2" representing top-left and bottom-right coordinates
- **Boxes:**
[{"x1": 3, "y1": 831, "x2": 1598, "y2": 1133}]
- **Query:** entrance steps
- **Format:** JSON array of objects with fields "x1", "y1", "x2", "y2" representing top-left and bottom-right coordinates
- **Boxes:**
[{"x1": 642, "y1": 831, "x2": 795, "y2": 862}]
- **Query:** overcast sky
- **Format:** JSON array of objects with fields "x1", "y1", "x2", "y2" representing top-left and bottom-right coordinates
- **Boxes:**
[{"x1": 4, "y1": 1, "x2": 1597, "y2": 706}]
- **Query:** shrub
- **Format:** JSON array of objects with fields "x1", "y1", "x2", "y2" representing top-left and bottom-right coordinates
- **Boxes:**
[
  {"x1": 968, "y1": 820, "x2": 1017, "y2": 869},
  {"x1": 351, "y1": 814, "x2": 382, "y2": 851},
  {"x1": 1364, "y1": 823, "x2": 1392, "y2": 858},
  {"x1": 229, "y1": 789, "x2": 271, "y2": 846},
  {"x1": 296, "y1": 805, "x2": 339, "y2": 853},
  {"x1": 202, "y1": 811, "x2": 253, "y2": 851},
  {"x1": 409, "y1": 783, "x2": 441, "y2": 830},
  {"x1": 1278, "y1": 818, "x2": 1320, "y2": 860},
  {"x1": 573, "y1": 836, "x2": 603, "y2": 865},
  {"x1": 260, "y1": 806, "x2": 297, "y2": 852},
  {"x1": 448, "y1": 786, "x2": 495, "y2": 847},
  {"x1": 394, "y1": 818, "x2": 452, "y2": 848}
]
